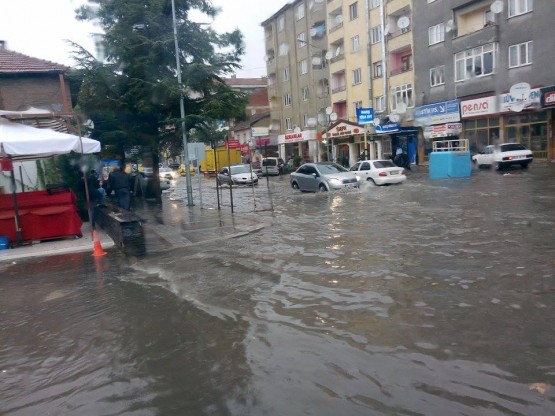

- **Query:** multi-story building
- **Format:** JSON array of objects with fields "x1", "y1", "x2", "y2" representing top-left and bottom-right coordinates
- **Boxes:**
[
  {"x1": 263, "y1": 0, "x2": 554, "y2": 166},
  {"x1": 262, "y1": 0, "x2": 330, "y2": 163},
  {"x1": 413, "y1": 0, "x2": 555, "y2": 162}
]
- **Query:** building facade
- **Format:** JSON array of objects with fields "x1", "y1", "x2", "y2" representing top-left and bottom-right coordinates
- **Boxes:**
[{"x1": 413, "y1": 0, "x2": 555, "y2": 161}]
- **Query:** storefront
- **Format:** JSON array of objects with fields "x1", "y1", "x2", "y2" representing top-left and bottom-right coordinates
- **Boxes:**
[
  {"x1": 460, "y1": 88, "x2": 551, "y2": 160},
  {"x1": 540, "y1": 85, "x2": 555, "y2": 161},
  {"x1": 277, "y1": 130, "x2": 317, "y2": 164},
  {"x1": 324, "y1": 120, "x2": 364, "y2": 167},
  {"x1": 414, "y1": 100, "x2": 462, "y2": 162}
]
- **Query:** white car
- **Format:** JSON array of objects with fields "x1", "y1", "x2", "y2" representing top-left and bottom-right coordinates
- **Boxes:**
[
  {"x1": 349, "y1": 160, "x2": 407, "y2": 186},
  {"x1": 472, "y1": 143, "x2": 533, "y2": 170},
  {"x1": 217, "y1": 164, "x2": 259, "y2": 186},
  {"x1": 159, "y1": 167, "x2": 177, "y2": 180}
]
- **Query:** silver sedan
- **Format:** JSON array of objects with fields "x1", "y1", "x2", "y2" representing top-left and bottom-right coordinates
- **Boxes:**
[{"x1": 290, "y1": 162, "x2": 361, "y2": 192}]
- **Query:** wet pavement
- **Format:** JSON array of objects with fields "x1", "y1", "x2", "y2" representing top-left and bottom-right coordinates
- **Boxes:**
[{"x1": 1, "y1": 163, "x2": 554, "y2": 415}]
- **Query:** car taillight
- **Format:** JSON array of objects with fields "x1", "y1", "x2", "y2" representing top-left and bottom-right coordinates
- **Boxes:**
[{"x1": 379, "y1": 172, "x2": 388, "y2": 177}]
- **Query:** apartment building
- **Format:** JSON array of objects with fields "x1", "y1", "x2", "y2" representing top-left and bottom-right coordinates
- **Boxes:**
[
  {"x1": 413, "y1": 0, "x2": 555, "y2": 161},
  {"x1": 262, "y1": 0, "x2": 330, "y2": 162}
]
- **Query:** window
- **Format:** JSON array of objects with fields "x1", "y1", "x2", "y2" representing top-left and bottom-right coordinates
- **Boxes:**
[
  {"x1": 371, "y1": 0, "x2": 382, "y2": 8},
  {"x1": 509, "y1": 41, "x2": 532, "y2": 68},
  {"x1": 430, "y1": 65, "x2": 445, "y2": 86},
  {"x1": 508, "y1": 0, "x2": 533, "y2": 17},
  {"x1": 401, "y1": 55, "x2": 412, "y2": 72},
  {"x1": 299, "y1": 59, "x2": 308, "y2": 75},
  {"x1": 373, "y1": 61, "x2": 383, "y2": 78},
  {"x1": 278, "y1": 16, "x2": 285, "y2": 32},
  {"x1": 371, "y1": 25, "x2": 382, "y2": 44},
  {"x1": 484, "y1": 10, "x2": 494, "y2": 25},
  {"x1": 285, "y1": 118, "x2": 293, "y2": 130},
  {"x1": 282, "y1": 68, "x2": 289, "y2": 82},
  {"x1": 428, "y1": 23, "x2": 445, "y2": 45},
  {"x1": 351, "y1": 35, "x2": 360, "y2": 52},
  {"x1": 349, "y1": 2, "x2": 358, "y2": 20},
  {"x1": 352, "y1": 68, "x2": 362, "y2": 85},
  {"x1": 298, "y1": 32, "x2": 306, "y2": 48},
  {"x1": 353, "y1": 101, "x2": 362, "y2": 116},
  {"x1": 296, "y1": 3, "x2": 305, "y2": 21},
  {"x1": 455, "y1": 43, "x2": 496, "y2": 81},
  {"x1": 391, "y1": 83, "x2": 414, "y2": 110},
  {"x1": 303, "y1": 114, "x2": 309, "y2": 127},
  {"x1": 283, "y1": 94, "x2": 292, "y2": 106},
  {"x1": 374, "y1": 96, "x2": 385, "y2": 112},
  {"x1": 302, "y1": 86, "x2": 310, "y2": 101}
]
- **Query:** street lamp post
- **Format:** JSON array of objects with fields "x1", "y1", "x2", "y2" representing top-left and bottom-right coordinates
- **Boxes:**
[{"x1": 171, "y1": 0, "x2": 194, "y2": 206}]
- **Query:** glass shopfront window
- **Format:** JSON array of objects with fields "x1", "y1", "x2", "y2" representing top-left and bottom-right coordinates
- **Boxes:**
[
  {"x1": 505, "y1": 112, "x2": 548, "y2": 159},
  {"x1": 463, "y1": 117, "x2": 499, "y2": 154}
]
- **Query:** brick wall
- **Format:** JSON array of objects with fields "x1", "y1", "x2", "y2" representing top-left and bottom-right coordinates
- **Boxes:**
[{"x1": 0, "y1": 74, "x2": 71, "y2": 111}]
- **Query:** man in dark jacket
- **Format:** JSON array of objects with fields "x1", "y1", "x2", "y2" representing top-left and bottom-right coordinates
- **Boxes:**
[{"x1": 108, "y1": 165, "x2": 131, "y2": 210}]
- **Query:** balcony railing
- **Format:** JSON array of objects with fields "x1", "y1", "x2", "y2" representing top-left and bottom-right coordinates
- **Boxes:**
[
  {"x1": 332, "y1": 85, "x2": 346, "y2": 94},
  {"x1": 390, "y1": 65, "x2": 412, "y2": 76},
  {"x1": 388, "y1": 26, "x2": 411, "y2": 39},
  {"x1": 329, "y1": 22, "x2": 343, "y2": 34},
  {"x1": 330, "y1": 53, "x2": 345, "y2": 64}
]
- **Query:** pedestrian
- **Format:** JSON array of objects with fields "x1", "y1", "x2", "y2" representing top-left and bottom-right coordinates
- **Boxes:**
[
  {"x1": 108, "y1": 164, "x2": 131, "y2": 210},
  {"x1": 97, "y1": 179, "x2": 107, "y2": 207}
]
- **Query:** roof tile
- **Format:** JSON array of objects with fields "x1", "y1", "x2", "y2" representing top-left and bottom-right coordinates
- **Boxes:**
[{"x1": 0, "y1": 47, "x2": 69, "y2": 74}]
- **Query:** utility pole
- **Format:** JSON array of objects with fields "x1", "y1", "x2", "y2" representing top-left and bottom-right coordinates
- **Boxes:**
[{"x1": 171, "y1": 0, "x2": 194, "y2": 206}]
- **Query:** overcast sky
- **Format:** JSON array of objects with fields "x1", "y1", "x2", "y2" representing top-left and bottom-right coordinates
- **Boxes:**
[{"x1": 0, "y1": 0, "x2": 286, "y2": 78}]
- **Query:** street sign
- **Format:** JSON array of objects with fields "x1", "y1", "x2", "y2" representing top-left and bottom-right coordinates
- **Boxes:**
[{"x1": 356, "y1": 107, "x2": 374, "y2": 124}]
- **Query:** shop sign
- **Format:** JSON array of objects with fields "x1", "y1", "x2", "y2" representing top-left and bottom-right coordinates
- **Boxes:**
[
  {"x1": 540, "y1": 86, "x2": 555, "y2": 108},
  {"x1": 251, "y1": 127, "x2": 269, "y2": 137},
  {"x1": 225, "y1": 139, "x2": 240, "y2": 149},
  {"x1": 356, "y1": 107, "x2": 374, "y2": 124},
  {"x1": 423, "y1": 123, "x2": 462, "y2": 139},
  {"x1": 414, "y1": 100, "x2": 460, "y2": 126},
  {"x1": 327, "y1": 122, "x2": 361, "y2": 138},
  {"x1": 374, "y1": 122, "x2": 400, "y2": 134},
  {"x1": 278, "y1": 130, "x2": 316, "y2": 145},
  {"x1": 461, "y1": 89, "x2": 541, "y2": 118}
]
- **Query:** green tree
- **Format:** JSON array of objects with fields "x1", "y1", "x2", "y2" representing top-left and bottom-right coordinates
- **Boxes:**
[{"x1": 72, "y1": 0, "x2": 248, "y2": 158}]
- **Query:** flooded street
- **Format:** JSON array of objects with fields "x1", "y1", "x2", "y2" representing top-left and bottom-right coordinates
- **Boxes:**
[{"x1": 1, "y1": 165, "x2": 554, "y2": 415}]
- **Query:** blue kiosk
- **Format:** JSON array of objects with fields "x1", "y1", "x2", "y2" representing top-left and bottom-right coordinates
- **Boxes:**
[{"x1": 429, "y1": 138, "x2": 471, "y2": 179}]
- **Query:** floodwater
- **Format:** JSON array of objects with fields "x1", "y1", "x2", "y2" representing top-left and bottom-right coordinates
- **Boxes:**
[{"x1": 1, "y1": 164, "x2": 554, "y2": 415}]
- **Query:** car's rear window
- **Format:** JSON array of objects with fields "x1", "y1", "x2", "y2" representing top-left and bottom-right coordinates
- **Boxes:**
[
  {"x1": 263, "y1": 159, "x2": 277, "y2": 166},
  {"x1": 230, "y1": 165, "x2": 251, "y2": 174},
  {"x1": 373, "y1": 160, "x2": 395, "y2": 168},
  {"x1": 500, "y1": 144, "x2": 526, "y2": 152}
]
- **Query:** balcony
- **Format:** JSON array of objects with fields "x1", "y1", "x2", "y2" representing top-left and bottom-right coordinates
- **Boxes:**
[
  {"x1": 452, "y1": 24, "x2": 498, "y2": 54},
  {"x1": 390, "y1": 65, "x2": 412, "y2": 77},
  {"x1": 332, "y1": 85, "x2": 346, "y2": 94}
]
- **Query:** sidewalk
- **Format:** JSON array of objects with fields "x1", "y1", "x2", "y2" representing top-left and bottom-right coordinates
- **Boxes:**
[{"x1": 0, "y1": 203, "x2": 267, "y2": 262}]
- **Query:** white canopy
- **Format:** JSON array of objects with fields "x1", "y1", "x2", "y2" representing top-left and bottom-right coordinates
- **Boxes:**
[{"x1": 0, "y1": 117, "x2": 100, "y2": 161}]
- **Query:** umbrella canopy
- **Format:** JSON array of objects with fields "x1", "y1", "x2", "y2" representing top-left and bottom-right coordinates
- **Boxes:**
[{"x1": 0, "y1": 117, "x2": 100, "y2": 160}]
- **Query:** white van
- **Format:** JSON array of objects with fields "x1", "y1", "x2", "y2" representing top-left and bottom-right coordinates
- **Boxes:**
[{"x1": 261, "y1": 157, "x2": 285, "y2": 176}]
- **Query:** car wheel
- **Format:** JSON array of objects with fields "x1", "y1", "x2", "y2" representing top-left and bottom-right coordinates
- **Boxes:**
[
  {"x1": 368, "y1": 178, "x2": 377, "y2": 185},
  {"x1": 291, "y1": 181, "x2": 299, "y2": 190},
  {"x1": 318, "y1": 183, "x2": 328, "y2": 192},
  {"x1": 495, "y1": 162, "x2": 503, "y2": 171},
  {"x1": 521, "y1": 163, "x2": 529, "y2": 169}
]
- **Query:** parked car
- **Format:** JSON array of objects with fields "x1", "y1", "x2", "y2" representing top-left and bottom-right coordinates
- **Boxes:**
[
  {"x1": 472, "y1": 143, "x2": 533, "y2": 170},
  {"x1": 160, "y1": 177, "x2": 171, "y2": 190},
  {"x1": 217, "y1": 164, "x2": 259, "y2": 186},
  {"x1": 261, "y1": 157, "x2": 285, "y2": 176},
  {"x1": 349, "y1": 159, "x2": 407, "y2": 186},
  {"x1": 290, "y1": 162, "x2": 361, "y2": 192},
  {"x1": 159, "y1": 167, "x2": 177, "y2": 180}
]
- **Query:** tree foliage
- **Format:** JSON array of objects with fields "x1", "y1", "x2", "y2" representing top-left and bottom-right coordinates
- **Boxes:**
[{"x1": 72, "y1": 0, "x2": 248, "y2": 157}]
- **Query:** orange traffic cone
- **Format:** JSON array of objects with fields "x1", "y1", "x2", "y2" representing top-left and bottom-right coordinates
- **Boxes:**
[{"x1": 92, "y1": 230, "x2": 107, "y2": 257}]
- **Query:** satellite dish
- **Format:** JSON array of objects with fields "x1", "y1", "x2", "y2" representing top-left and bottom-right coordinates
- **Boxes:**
[
  {"x1": 325, "y1": 51, "x2": 333, "y2": 60},
  {"x1": 373, "y1": 118, "x2": 381, "y2": 126},
  {"x1": 335, "y1": 46, "x2": 341, "y2": 57},
  {"x1": 335, "y1": 15, "x2": 343, "y2": 24},
  {"x1": 293, "y1": 126, "x2": 301, "y2": 133},
  {"x1": 389, "y1": 114, "x2": 400, "y2": 123},
  {"x1": 307, "y1": 117, "x2": 317, "y2": 127},
  {"x1": 445, "y1": 19, "x2": 455, "y2": 33},
  {"x1": 396, "y1": 102, "x2": 407, "y2": 114},
  {"x1": 310, "y1": 28, "x2": 318, "y2": 37},
  {"x1": 384, "y1": 24, "x2": 391, "y2": 35},
  {"x1": 325, "y1": 106, "x2": 333, "y2": 115},
  {"x1": 312, "y1": 56, "x2": 322, "y2": 66},
  {"x1": 329, "y1": 113, "x2": 338, "y2": 122},
  {"x1": 510, "y1": 101, "x2": 525, "y2": 113},
  {"x1": 509, "y1": 82, "x2": 531, "y2": 100},
  {"x1": 397, "y1": 16, "x2": 410, "y2": 29},
  {"x1": 491, "y1": 0, "x2": 504, "y2": 14}
]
